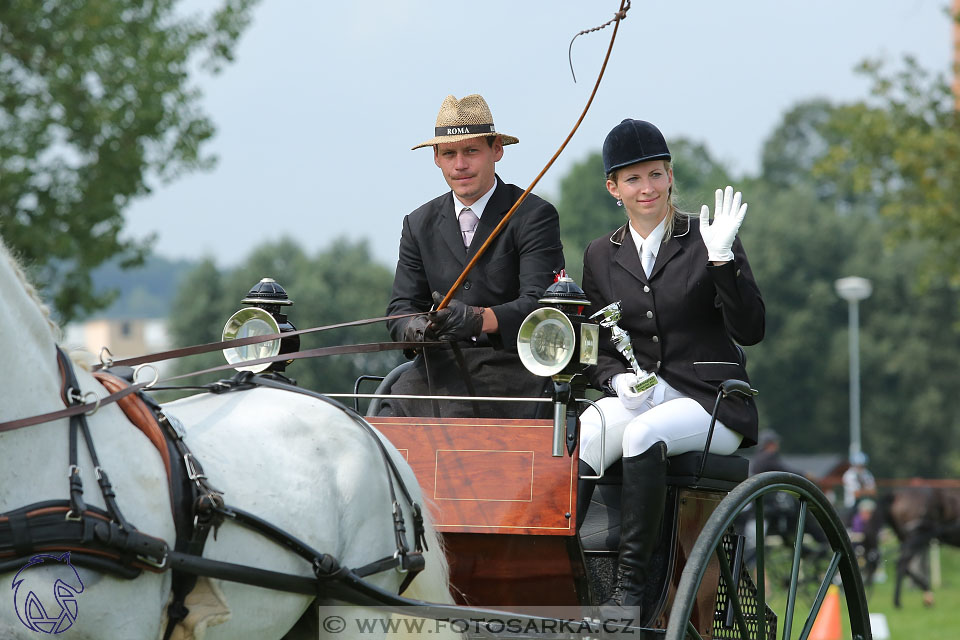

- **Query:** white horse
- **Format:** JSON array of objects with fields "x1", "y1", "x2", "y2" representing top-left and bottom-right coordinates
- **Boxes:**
[{"x1": 0, "y1": 237, "x2": 457, "y2": 639}]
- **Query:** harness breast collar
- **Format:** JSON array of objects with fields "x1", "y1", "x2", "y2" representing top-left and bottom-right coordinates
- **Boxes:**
[{"x1": 0, "y1": 346, "x2": 428, "y2": 638}]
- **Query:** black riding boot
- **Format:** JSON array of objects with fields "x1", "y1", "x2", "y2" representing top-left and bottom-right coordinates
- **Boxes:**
[
  {"x1": 576, "y1": 460, "x2": 598, "y2": 530},
  {"x1": 605, "y1": 441, "x2": 668, "y2": 616}
]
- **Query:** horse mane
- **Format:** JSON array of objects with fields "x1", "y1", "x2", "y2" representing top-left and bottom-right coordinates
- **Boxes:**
[{"x1": 0, "y1": 238, "x2": 61, "y2": 341}]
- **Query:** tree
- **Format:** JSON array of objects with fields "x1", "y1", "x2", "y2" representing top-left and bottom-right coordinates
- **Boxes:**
[
  {"x1": 812, "y1": 57, "x2": 960, "y2": 288},
  {"x1": 167, "y1": 238, "x2": 403, "y2": 399},
  {"x1": 0, "y1": 0, "x2": 257, "y2": 323},
  {"x1": 744, "y1": 139, "x2": 960, "y2": 479}
]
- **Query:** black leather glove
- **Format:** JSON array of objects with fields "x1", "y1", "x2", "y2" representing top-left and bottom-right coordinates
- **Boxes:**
[
  {"x1": 429, "y1": 291, "x2": 484, "y2": 342},
  {"x1": 398, "y1": 314, "x2": 435, "y2": 358},
  {"x1": 401, "y1": 314, "x2": 434, "y2": 342}
]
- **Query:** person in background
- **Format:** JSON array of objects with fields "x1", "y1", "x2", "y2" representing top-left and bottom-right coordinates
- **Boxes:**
[
  {"x1": 750, "y1": 429, "x2": 805, "y2": 476},
  {"x1": 382, "y1": 94, "x2": 563, "y2": 418},
  {"x1": 576, "y1": 119, "x2": 764, "y2": 615},
  {"x1": 842, "y1": 451, "x2": 877, "y2": 518}
]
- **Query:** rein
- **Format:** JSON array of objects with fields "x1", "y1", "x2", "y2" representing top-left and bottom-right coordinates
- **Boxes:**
[
  {"x1": 91, "y1": 311, "x2": 425, "y2": 370},
  {"x1": 0, "y1": 334, "x2": 434, "y2": 434}
]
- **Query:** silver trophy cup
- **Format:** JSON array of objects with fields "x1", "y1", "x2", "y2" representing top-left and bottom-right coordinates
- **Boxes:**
[{"x1": 589, "y1": 301, "x2": 658, "y2": 393}]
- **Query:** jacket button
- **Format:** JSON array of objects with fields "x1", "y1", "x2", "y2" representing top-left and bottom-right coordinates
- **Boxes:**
[
  {"x1": 643, "y1": 285, "x2": 650, "y2": 293},
  {"x1": 463, "y1": 281, "x2": 472, "y2": 290},
  {"x1": 646, "y1": 310, "x2": 653, "y2": 319},
  {"x1": 656, "y1": 360, "x2": 661, "y2": 369},
  {"x1": 652, "y1": 335, "x2": 659, "y2": 343}
]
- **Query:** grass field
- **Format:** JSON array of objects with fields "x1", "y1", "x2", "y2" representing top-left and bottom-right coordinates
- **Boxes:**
[
  {"x1": 743, "y1": 534, "x2": 957, "y2": 640},
  {"x1": 857, "y1": 539, "x2": 960, "y2": 640}
]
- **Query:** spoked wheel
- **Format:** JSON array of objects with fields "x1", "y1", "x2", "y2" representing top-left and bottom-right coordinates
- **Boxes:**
[{"x1": 665, "y1": 472, "x2": 871, "y2": 640}]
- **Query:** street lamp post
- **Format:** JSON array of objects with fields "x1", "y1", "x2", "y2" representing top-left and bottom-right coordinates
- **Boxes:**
[{"x1": 834, "y1": 276, "x2": 872, "y2": 460}]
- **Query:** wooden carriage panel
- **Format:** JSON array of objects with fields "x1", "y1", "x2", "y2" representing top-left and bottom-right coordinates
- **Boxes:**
[
  {"x1": 443, "y1": 533, "x2": 588, "y2": 607},
  {"x1": 655, "y1": 488, "x2": 724, "y2": 636},
  {"x1": 369, "y1": 417, "x2": 577, "y2": 536}
]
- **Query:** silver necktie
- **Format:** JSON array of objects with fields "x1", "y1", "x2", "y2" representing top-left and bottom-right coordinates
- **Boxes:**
[{"x1": 459, "y1": 207, "x2": 479, "y2": 248}]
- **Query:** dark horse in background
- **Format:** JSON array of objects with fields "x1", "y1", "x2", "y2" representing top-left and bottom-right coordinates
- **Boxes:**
[{"x1": 862, "y1": 486, "x2": 960, "y2": 607}]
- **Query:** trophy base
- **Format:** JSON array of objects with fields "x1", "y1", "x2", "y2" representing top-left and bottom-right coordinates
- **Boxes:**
[{"x1": 631, "y1": 373, "x2": 658, "y2": 393}]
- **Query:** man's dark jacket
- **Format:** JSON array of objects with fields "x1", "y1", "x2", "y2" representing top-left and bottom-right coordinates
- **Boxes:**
[
  {"x1": 384, "y1": 177, "x2": 564, "y2": 417},
  {"x1": 581, "y1": 215, "x2": 764, "y2": 446}
]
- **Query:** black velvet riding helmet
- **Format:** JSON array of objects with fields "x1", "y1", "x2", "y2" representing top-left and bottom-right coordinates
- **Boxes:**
[{"x1": 601, "y1": 119, "x2": 671, "y2": 175}]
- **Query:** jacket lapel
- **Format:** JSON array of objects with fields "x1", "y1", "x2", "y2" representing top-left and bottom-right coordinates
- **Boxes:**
[
  {"x1": 613, "y1": 226, "x2": 647, "y2": 284},
  {"x1": 437, "y1": 194, "x2": 467, "y2": 264},
  {"x1": 649, "y1": 215, "x2": 691, "y2": 279}
]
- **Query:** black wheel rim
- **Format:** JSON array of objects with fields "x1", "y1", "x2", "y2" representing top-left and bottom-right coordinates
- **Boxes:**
[{"x1": 665, "y1": 472, "x2": 872, "y2": 640}]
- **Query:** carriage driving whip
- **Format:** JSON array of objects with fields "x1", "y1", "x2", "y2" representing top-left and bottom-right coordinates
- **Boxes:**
[{"x1": 435, "y1": 0, "x2": 631, "y2": 311}]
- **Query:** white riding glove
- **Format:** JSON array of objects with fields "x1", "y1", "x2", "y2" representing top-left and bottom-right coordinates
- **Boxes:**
[
  {"x1": 699, "y1": 185, "x2": 748, "y2": 262},
  {"x1": 612, "y1": 372, "x2": 655, "y2": 410}
]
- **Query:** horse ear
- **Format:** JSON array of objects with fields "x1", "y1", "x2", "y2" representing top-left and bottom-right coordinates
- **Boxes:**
[{"x1": 57, "y1": 551, "x2": 72, "y2": 564}]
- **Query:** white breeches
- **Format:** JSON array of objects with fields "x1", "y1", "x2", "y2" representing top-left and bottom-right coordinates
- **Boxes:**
[{"x1": 579, "y1": 379, "x2": 744, "y2": 472}]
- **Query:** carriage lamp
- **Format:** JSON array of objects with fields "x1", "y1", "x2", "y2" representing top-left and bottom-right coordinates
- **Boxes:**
[
  {"x1": 222, "y1": 278, "x2": 300, "y2": 373},
  {"x1": 517, "y1": 275, "x2": 599, "y2": 457}
]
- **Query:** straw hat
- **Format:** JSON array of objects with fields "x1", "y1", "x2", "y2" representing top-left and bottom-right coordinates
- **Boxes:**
[{"x1": 412, "y1": 94, "x2": 519, "y2": 150}]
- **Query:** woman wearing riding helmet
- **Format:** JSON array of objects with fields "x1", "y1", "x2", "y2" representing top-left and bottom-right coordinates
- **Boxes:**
[{"x1": 577, "y1": 119, "x2": 765, "y2": 616}]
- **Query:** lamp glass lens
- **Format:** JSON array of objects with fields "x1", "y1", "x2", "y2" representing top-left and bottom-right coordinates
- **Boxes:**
[
  {"x1": 222, "y1": 307, "x2": 281, "y2": 372},
  {"x1": 580, "y1": 323, "x2": 599, "y2": 365},
  {"x1": 530, "y1": 318, "x2": 574, "y2": 368},
  {"x1": 517, "y1": 307, "x2": 576, "y2": 376}
]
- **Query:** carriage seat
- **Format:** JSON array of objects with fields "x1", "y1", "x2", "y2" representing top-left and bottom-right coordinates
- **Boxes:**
[
  {"x1": 594, "y1": 451, "x2": 749, "y2": 491},
  {"x1": 364, "y1": 360, "x2": 416, "y2": 417},
  {"x1": 580, "y1": 451, "x2": 750, "y2": 553}
]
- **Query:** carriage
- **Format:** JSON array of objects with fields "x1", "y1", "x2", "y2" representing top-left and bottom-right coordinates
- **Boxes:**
[
  {"x1": 344, "y1": 277, "x2": 873, "y2": 640},
  {"x1": 0, "y1": 244, "x2": 872, "y2": 639}
]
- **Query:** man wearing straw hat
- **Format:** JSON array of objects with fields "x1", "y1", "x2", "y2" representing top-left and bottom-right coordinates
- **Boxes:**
[{"x1": 381, "y1": 94, "x2": 564, "y2": 418}]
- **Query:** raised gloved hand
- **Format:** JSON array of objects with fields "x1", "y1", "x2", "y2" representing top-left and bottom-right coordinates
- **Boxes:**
[
  {"x1": 429, "y1": 291, "x2": 484, "y2": 342},
  {"x1": 699, "y1": 185, "x2": 748, "y2": 262},
  {"x1": 612, "y1": 372, "x2": 655, "y2": 410}
]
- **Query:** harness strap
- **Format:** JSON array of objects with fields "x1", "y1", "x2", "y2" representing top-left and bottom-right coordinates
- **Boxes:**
[
  {"x1": 119, "y1": 378, "x2": 225, "y2": 640},
  {"x1": 246, "y1": 373, "x2": 428, "y2": 591},
  {"x1": 4, "y1": 357, "x2": 432, "y2": 611},
  {"x1": 0, "y1": 502, "x2": 167, "y2": 575}
]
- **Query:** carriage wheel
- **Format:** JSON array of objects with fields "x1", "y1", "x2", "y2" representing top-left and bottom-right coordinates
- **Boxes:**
[{"x1": 664, "y1": 472, "x2": 872, "y2": 640}]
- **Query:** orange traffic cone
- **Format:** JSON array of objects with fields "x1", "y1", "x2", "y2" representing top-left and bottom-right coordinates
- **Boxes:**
[{"x1": 809, "y1": 584, "x2": 842, "y2": 640}]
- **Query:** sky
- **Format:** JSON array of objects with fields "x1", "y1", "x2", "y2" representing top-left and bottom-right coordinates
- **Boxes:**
[{"x1": 123, "y1": 0, "x2": 954, "y2": 270}]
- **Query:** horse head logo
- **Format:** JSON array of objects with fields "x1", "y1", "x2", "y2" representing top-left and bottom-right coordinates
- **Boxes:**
[{"x1": 11, "y1": 552, "x2": 84, "y2": 634}]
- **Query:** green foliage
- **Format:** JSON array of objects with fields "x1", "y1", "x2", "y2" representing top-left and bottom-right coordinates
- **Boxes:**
[
  {"x1": 813, "y1": 58, "x2": 960, "y2": 288},
  {"x1": 739, "y1": 180, "x2": 960, "y2": 477},
  {"x1": 554, "y1": 151, "x2": 619, "y2": 282},
  {"x1": 668, "y1": 138, "x2": 736, "y2": 212},
  {"x1": 0, "y1": 0, "x2": 257, "y2": 323},
  {"x1": 168, "y1": 238, "x2": 403, "y2": 396}
]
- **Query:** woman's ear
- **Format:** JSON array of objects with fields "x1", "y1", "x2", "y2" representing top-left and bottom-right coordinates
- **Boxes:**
[{"x1": 605, "y1": 178, "x2": 620, "y2": 201}]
